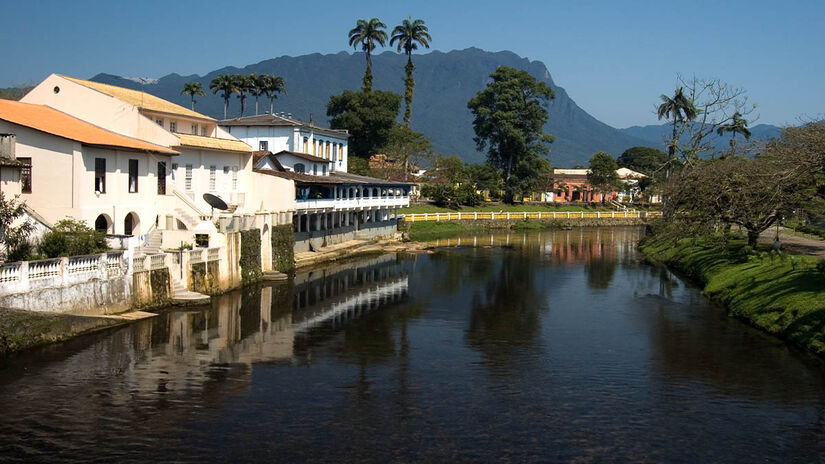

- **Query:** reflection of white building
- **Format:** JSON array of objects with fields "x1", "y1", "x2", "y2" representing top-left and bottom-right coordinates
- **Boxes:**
[{"x1": 222, "y1": 115, "x2": 412, "y2": 252}]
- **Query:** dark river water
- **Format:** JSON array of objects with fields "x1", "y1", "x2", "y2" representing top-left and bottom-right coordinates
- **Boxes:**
[{"x1": 1, "y1": 227, "x2": 824, "y2": 463}]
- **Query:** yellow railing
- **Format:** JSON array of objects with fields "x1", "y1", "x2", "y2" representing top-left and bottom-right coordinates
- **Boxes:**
[{"x1": 404, "y1": 211, "x2": 662, "y2": 222}]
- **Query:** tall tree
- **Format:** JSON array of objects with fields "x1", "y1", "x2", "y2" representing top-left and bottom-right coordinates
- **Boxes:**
[
  {"x1": 248, "y1": 73, "x2": 264, "y2": 115},
  {"x1": 716, "y1": 111, "x2": 752, "y2": 157},
  {"x1": 390, "y1": 17, "x2": 431, "y2": 126},
  {"x1": 327, "y1": 89, "x2": 401, "y2": 157},
  {"x1": 209, "y1": 74, "x2": 237, "y2": 119},
  {"x1": 233, "y1": 74, "x2": 254, "y2": 116},
  {"x1": 180, "y1": 81, "x2": 205, "y2": 111},
  {"x1": 657, "y1": 87, "x2": 697, "y2": 165},
  {"x1": 587, "y1": 152, "x2": 619, "y2": 204},
  {"x1": 467, "y1": 66, "x2": 554, "y2": 203},
  {"x1": 348, "y1": 18, "x2": 388, "y2": 91},
  {"x1": 379, "y1": 124, "x2": 433, "y2": 181},
  {"x1": 261, "y1": 74, "x2": 287, "y2": 114}
]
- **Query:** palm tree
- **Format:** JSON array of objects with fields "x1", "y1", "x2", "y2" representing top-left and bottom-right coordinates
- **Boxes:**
[
  {"x1": 391, "y1": 17, "x2": 431, "y2": 126},
  {"x1": 716, "y1": 111, "x2": 752, "y2": 157},
  {"x1": 233, "y1": 74, "x2": 254, "y2": 116},
  {"x1": 180, "y1": 81, "x2": 205, "y2": 111},
  {"x1": 210, "y1": 74, "x2": 237, "y2": 119},
  {"x1": 657, "y1": 87, "x2": 697, "y2": 160},
  {"x1": 348, "y1": 18, "x2": 388, "y2": 91},
  {"x1": 261, "y1": 74, "x2": 287, "y2": 114},
  {"x1": 248, "y1": 73, "x2": 264, "y2": 115}
]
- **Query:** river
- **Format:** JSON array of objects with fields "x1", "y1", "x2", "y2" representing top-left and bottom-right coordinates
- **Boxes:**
[{"x1": 0, "y1": 227, "x2": 823, "y2": 462}]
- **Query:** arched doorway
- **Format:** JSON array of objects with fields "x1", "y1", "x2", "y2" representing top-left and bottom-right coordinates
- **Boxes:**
[
  {"x1": 124, "y1": 212, "x2": 140, "y2": 236},
  {"x1": 94, "y1": 214, "x2": 111, "y2": 233}
]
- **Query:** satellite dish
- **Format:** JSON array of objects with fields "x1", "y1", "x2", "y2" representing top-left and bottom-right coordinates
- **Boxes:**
[{"x1": 203, "y1": 193, "x2": 228, "y2": 211}]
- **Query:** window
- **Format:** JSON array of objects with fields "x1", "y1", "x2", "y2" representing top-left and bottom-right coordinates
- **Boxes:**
[
  {"x1": 322, "y1": 164, "x2": 327, "y2": 175},
  {"x1": 19, "y1": 158, "x2": 31, "y2": 193},
  {"x1": 332, "y1": 145, "x2": 337, "y2": 163},
  {"x1": 303, "y1": 137, "x2": 308, "y2": 153},
  {"x1": 200, "y1": 125, "x2": 207, "y2": 136},
  {"x1": 185, "y1": 164, "x2": 192, "y2": 191},
  {"x1": 157, "y1": 162, "x2": 166, "y2": 195},
  {"x1": 339, "y1": 144, "x2": 344, "y2": 164},
  {"x1": 326, "y1": 141, "x2": 330, "y2": 158},
  {"x1": 95, "y1": 158, "x2": 106, "y2": 193},
  {"x1": 209, "y1": 165, "x2": 216, "y2": 191},
  {"x1": 128, "y1": 159, "x2": 138, "y2": 193},
  {"x1": 313, "y1": 164, "x2": 318, "y2": 175},
  {"x1": 191, "y1": 124, "x2": 198, "y2": 134},
  {"x1": 313, "y1": 140, "x2": 317, "y2": 156},
  {"x1": 259, "y1": 140, "x2": 268, "y2": 151},
  {"x1": 155, "y1": 118, "x2": 163, "y2": 126},
  {"x1": 294, "y1": 163, "x2": 305, "y2": 173},
  {"x1": 231, "y1": 166, "x2": 238, "y2": 190},
  {"x1": 169, "y1": 121, "x2": 177, "y2": 133},
  {"x1": 171, "y1": 163, "x2": 178, "y2": 182}
]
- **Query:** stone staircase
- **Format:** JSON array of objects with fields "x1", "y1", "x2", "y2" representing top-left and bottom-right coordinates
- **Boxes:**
[
  {"x1": 141, "y1": 229, "x2": 163, "y2": 255},
  {"x1": 608, "y1": 199, "x2": 627, "y2": 211},
  {"x1": 169, "y1": 274, "x2": 211, "y2": 306},
  {"x1": 174, "y1": 207, "x2": 201, "y2": 230}
]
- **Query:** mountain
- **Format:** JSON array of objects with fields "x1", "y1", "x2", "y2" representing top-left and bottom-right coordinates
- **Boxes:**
[
  {"x1": 89, "y1": 48, "x2": 650, "y2": 167},
  {"x1": 619, "y1": 122, "x2": 782, "y2": 153}
]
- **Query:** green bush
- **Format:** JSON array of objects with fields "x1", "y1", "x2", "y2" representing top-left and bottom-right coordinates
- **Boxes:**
[
  {"x1": 456, "y1": 184, "x2": 483, "y2": 207},
  {"x1": 271, "y1": 224, "x2": 295, "y2": 272},
  {"x1": 38, "y1": 218, "x2": 108, "y2": 258},
  {"x1": 239, "y1": 229, "x2": 262, "y2": 283}
]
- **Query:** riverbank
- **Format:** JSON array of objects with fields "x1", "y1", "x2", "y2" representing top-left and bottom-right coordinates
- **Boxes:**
[
  {"x1": 294, "y1": 236, "x2": 432, "y2": 270},
  {"x1": 404, "y1": 217, "x2": 651, "y2": 241},
  {"x1": 641, "y1": 233, "x2": 825, "y2": 356},
  {"x1": 0, "y1": 308, "x2": 156, "y2": 357}
]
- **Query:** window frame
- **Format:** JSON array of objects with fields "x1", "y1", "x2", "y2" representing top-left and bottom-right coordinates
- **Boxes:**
[
  {"x1": 128, "y1": 159, "x2": 139, "y2": 193},
  {"x1": 95, "y1": 158, "x2": 106, "y2": 193},
  {"x1": 19, "y1": 157, "x2": 31, "y2": 193}
]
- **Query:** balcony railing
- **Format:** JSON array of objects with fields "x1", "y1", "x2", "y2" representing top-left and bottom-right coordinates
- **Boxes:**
[{"x1": 295, "y1": 195, "x2": 410, "y2": 211}]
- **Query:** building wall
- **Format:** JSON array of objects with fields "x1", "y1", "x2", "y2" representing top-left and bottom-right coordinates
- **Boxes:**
[
  {"x1": 1, "y1": 167, "x2": 22, "y2": 196},
  {"x1": 22, "y1": 74, "x2": 180, "y2": 147},
  {"x1": 1, "y1": 120, "x2": 174, "y2": 234},
  {"x1": 223, "y1": 124, "x2": 348, "y2": 173}
]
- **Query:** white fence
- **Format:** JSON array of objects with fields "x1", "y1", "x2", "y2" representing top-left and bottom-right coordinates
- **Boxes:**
[
  {"x1": 0, "y1": 252, "x2": 127, "y2": 295},
  {"x1": 404, "y1": 210, "x2": 663, "y2": 222}
]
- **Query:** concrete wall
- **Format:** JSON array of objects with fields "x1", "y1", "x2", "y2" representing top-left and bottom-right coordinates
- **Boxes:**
[{"x1": 293, "y1": 221, "x2": 396, "y2": 253}]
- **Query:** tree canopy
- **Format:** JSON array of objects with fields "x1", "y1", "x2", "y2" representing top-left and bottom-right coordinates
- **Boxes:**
[
  {"x1": 327, "y1": 89, "x2": 401, "y2": 157},
  {"x1": 467, "y1": 66, "x2": 554, "y2": 203},
  {"x1": 617, "y1": 146, "x2": 668, "y2": 176},
  {"x1": 587, "y1": 152, "x2": 619, "y2": 203}
]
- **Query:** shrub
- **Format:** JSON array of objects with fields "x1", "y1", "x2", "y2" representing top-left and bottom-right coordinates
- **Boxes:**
[
  {"x1": 456, "y1": 184, "x2": 483, "y2": 207},
  {"x1": 38, "y1": 218, "x2": 108, "y2": 258}
]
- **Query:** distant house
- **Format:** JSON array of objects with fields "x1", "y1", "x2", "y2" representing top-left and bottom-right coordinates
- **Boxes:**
[{"x1": 550, "y1": 167, "x2": 649, "y2": 203}]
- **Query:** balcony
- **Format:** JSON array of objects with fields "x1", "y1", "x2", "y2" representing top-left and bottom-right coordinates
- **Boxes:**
[{"x1": 295, "y1": 195, "x2": 409, "y2": 211}]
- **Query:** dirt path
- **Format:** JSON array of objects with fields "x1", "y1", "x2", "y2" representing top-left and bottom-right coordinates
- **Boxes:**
[{"x1": 759, "y1": 228, "x2": 825, "y2": 258}]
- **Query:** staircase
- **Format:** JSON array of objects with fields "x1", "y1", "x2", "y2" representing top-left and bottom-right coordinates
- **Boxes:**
[
  {"x1": 608, "y1": 199, "x2": 627, "y2": 211},
  {"x1": 142, "y1": 229, "x2": 163, "y2": 254},
  {"x1": 169, "y1": 274, "x2": 211, "y2": 306},
  {"x1": 173, "y1": 207, "x2": 201, "y2": 229}
]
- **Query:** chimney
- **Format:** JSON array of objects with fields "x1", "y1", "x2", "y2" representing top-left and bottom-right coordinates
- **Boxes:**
[{"x1": 0, "y1": 134, "x2": 16, "y2": 160}]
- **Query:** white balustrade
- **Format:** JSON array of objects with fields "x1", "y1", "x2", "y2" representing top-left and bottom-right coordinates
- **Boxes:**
[
  {"x1": 67, "y1": 255, "x2": 98, "y2": 275},
  {"x1": 207, "y1": 248, "x2": 220, "y2": 262},
  {"x1": 29, "y1": 259, "x2": 61, "y2": 280},
  {"x1": 0, "y1": 263, "x2": 21, "y2": 283}
]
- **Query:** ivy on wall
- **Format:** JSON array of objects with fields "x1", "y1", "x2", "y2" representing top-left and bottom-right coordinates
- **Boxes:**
[
  {"x1": 271, "y1": 224, "x2": 295, "y2": 272},
  {"x1": 240, "y1": 229, "x2": 262, "y2": 283}
]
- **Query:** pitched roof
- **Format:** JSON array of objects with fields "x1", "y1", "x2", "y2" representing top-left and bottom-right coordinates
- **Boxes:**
[
  {"x1": 175, "y1": 133, "x2": 251, "y2": 153},
  {"x1": 0, "y1": 99, "x2": 178, "y2": 154},
  {"x1": 273, "y1": 150, "x2": 330, "y2": 163},
  {"x1": 220, "y1": 114, "x2": 349, "y2": 138},
  {"x1": 253, "y1": 168, "x2": 411, "y2": 187},
  {"x1": 60, "y1": 75, "x2": 215, "y2": 122}
]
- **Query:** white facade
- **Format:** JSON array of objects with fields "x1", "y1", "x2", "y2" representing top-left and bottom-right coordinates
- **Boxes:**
[{"x1": 220, "y1": 115, "x2": 349, "y2": 173}]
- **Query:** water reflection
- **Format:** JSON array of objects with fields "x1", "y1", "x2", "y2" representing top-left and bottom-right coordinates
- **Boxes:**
[{"x1": 1, "y1": 228, "x2": 824, "y2": 462}]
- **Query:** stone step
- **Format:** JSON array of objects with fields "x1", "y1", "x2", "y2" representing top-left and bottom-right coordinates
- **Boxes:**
[{"x1": 262, "y1": 270, "x2": 289, "y2": 281}]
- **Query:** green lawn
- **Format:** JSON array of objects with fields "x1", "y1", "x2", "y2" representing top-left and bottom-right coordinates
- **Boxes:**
[{"x1": 642, "y1": 234, "x2": 825, "y2": 356}]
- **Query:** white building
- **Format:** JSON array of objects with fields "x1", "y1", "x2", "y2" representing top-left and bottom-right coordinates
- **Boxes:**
[{"x1": 222, "y1": 115, "x2": 411, "y2": 252}]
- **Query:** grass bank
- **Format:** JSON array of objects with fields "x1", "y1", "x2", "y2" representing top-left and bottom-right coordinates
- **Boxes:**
[
  {"x1": 641, "y1": 234, "x2": 825, "y2": 356},
  {"x1": 0, "y1": 308, "x2": 122, "y2": 357},
  {"x1": 406, "y1": 221, "x2": 485, "y2": 241}
]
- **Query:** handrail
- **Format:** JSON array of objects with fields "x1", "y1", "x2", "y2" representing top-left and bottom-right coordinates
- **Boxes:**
[
  {"x1": 403, "y1": 210, "x2": 662, "y2": 222},
  {"x1": 172, "y1": 186, "x2": 209, "y2": 218}
]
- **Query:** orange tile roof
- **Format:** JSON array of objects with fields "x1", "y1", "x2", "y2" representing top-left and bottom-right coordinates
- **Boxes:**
[
  {"x1": 59, "y1": 75, "x2": 215, "y2": 122},
  {"x1": 0, "y1": 99, "x2": 178, "y2": 154},
  {"x1": 175, "y1": 133, "x2": 252, "y2": 153}
]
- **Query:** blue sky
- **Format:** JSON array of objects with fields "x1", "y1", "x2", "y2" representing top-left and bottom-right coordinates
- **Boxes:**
[{"x1": 1, "y1": 0, "x2": 822, "y2": 128}]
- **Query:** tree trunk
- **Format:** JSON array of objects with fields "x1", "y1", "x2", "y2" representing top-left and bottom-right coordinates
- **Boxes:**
[
  {"x1": 747, "y1": 229, "x2": 759, "y2": 248},
  {"x1": 270, "y1": 98, "x2": 274, "y2": 114},
  {"x1": 223, "y1": 100, "x2": 228, "y2": 120},
  {"x1": 404, "y1": 59, "x2": 415, "y2": 126}
]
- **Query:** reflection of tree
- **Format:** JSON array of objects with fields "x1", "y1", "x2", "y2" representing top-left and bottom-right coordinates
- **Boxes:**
[
  {"x1": 585, "y1": 247, "x2": 617, "y2": 289},
  {"x1": 466, "y1": 253, "x2": 546, "y2": 367}
]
